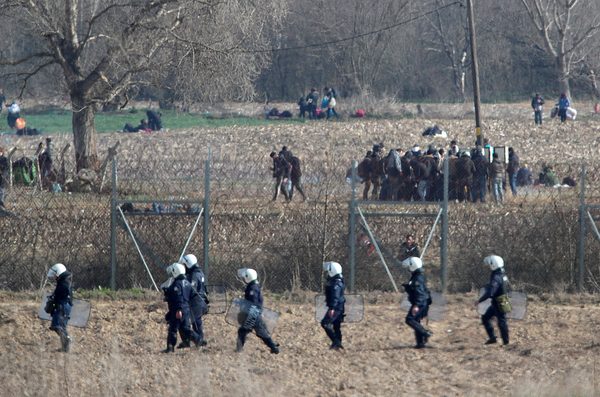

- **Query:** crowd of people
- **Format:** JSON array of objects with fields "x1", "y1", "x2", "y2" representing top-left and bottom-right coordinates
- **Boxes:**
[{"x1": 355, "y1": 140, "x2": 524, "y2": 204}]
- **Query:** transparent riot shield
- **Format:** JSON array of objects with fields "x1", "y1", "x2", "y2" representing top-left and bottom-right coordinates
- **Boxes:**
[
  {"x1": 205, "y1": 285, "x2": 227, "y2": 314},
  {"x1": 477, "y1": 288, "x2": 528, "y2": 320},
  {"x1": 401, "y1": 291, "x2": 447, "y2": 321},
  {"x1": 314, "y1": 295, "x2": 364, "y2": 323},
  {"x1": 38, "y1": 292, "x2": 91, "y2": 328},
  {"x1": 225, "y1": 297, "x2": 280, "y2": 335}
]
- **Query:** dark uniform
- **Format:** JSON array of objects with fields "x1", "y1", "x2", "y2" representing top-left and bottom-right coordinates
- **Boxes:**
[
  {"x1": 404, "y1": 268, "x2": 432, "y2": 348},
  {"x1": 50, "y1": 270, "x2": 73, "y2": 352},
  {"x1": 236, "y1": 280, "x2": 279, "y2": 353},
  {"x1": 321, "y1": 274, "x2": 346, "y2": 350},
  {"x1": 478, "y1": 268, "x2": 510, "y2": 345},
  {"x1": 398, "y1": 242, "x2": 420, "y2": 262},
  {"x1": 178, "y1": 266, "x2": 208, "y2": 348},
  {"x1": 165, "y1": 274, "x2": 202, "y2": 352}
]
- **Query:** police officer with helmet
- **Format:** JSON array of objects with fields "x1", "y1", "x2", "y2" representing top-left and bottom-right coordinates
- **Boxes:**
[
  {"x1": 47, "y1": 263, "x2": 73, "y2": 352},
  {"x1": 235, "y1": 268, "x2": 280, "y2": 354},
  {"x1": 402, "y1": 257, "x2": 433, "y2": 349},
  {"x1": 474, "y1": 255, "x2": 510, "y2": 345},
  {"x1": 321, "y1": 261, "x2": 346, "y2": 350},
  {"x1": 163, "y1": 263, "x2": 204, "y2": 353},
  {"x1": 177, "y1": 254, "x2": 208, "y2": 348}
]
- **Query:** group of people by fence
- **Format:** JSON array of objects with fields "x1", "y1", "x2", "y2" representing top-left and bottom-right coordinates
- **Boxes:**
[{"x1": 355, "y1": 141, "x2": 525, "y2": 204}]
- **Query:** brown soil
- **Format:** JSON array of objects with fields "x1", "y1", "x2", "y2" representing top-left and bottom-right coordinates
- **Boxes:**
[{"x1": 1, "y1": 292, "x2": 600, "y2": 396}]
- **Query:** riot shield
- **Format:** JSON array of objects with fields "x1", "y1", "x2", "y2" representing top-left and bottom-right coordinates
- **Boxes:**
[
  {"x1": 225, "y1": 297, "x2": 280, "y2": 335},
  {"x1": 477, "y1": 289, "x2": 528, "y2": 320},
  {"x1": 314, "y1": 295, "x2": 364, "y2": 323},
  {"x1": 160, "y1": 278, "x2": 173, "y2": 293},
  {"x1": 38, "y1": 292, "x2": 91, "y2": 328},
  {"x1": 205, "y1": 285, "x2": 227, "y2": 314},
  {"x1": 401, "y1": 291, "x2": 447, "y2": 321},
  {"x1": 189, "y1": 294, "x2": 208, "y2": 321}
]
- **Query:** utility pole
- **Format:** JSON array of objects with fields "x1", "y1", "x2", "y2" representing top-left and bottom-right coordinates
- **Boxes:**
[{"x1": 467, "y1": 0, "x2": 483, "y2": 147}]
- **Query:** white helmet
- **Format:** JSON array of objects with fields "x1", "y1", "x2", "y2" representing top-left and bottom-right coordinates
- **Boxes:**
[
  {"x1": 47, "y1": 263, "x2": 67, "y2": 278},
  {"x1": 402, "y1": 257, "x2": 422, "y2": 272},
  {"x1": 323, "y1": 261, "x2": 342, "y2": 278},
  {"x1": 165, "y1": 264, "x2": 174, "y2": 277},
  {"x1": 484, "y1": 255, "x2": 504, "y2": 271},
  {"x1": 180, "y1": 254, "x2": 198, "y2": 269},
  {"x1": 237, "y1": 268, "x2": 258, "y2": 284},
  {"x1": 171, "y1": 263, "x2": 186, "y2": 278}
]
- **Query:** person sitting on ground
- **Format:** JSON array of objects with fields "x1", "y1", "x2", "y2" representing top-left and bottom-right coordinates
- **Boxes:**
[
  {"x1": 146, "y1": 110, "x2": 163, "y2": 130},
  {"x1": 121, "y1": 119, "x2": 150, "y2": 133}
]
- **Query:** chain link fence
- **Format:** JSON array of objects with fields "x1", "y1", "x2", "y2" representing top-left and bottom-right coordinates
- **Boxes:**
[{"x1": 1, "y1": 133, "x2": 600, "y2": 294}]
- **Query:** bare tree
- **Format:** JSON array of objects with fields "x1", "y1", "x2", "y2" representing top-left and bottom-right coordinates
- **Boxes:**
[
  {"x1": 0, "y1": 0, "x2": 287, "y2": 171},
  {"x1": 519, "y1": 0, "x2": 600, "y2": 98}
]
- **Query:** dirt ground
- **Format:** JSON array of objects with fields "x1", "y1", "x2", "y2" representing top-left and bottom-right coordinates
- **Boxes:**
[{"x1": 1, "y1": 292, "x2": 600, "y2": 397}]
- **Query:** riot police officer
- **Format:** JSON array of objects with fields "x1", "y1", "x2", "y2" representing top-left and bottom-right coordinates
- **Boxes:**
[
  {"x1": 235, "y1": 268, "x2": 280, "y2": 354},
  {"x1": 474, "y1": 255, "x2": 509, "y2": 345},
  {"x1": 47, "y1": 263, "x2": 73, "y2": 352},
  {"x1": 177, "y1": 254, "x2": 208, "y2": 348},
  {"x1": 321, "y1": 261, "x2": 346, "y2": 350},
  {"x1": 164, "y1": 263, "x2": 204, "y2": 353},
  {"x1": 402, "y1": 257, "x2": 433, "y2": 348}
]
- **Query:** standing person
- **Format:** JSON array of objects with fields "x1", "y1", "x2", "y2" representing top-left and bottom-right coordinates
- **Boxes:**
[
  {"x1": 269, "y1": 151, "x2": 291, "y2": 202},
  {"x1": 357, "y1": 150, "x2": 373, "y2": 200},
  {"x1": 402, "y1": 257, "x2": 433, "y2": 349},
  {"x1": 288, "y1": 153, "x2": 307, "y2": 202},
  {"x1": 306, "y1": 88, "x2": 319, "y2": 120},
  {"x1": 489, "y1": 152, "x2": 505, "y2": 204},
  {"x1": 471, "y1": 145, "x2": 489, "y2": 203},
  {"x1": 398, "y1": 234, "x2": 420, "y2": 262},
  {"x1": 556, "y1": 93, "x2": 570, "y2": 122},
  {"x1": 387, "y1": 148, "x2": 404, "y2": 201},
  {"x1": 0, "y1": 147, "x2": 9, "y2": 207},
  {"x1": 531, "y1": 93, "x2": 545, "y2": 125},
  {"x1": 0, "y1": 88, "x2": 5, "y2": 111},
  {"x1": 264, "y1": 101, "x2": 271, "y2": 120},
  {"x1": 7, "y1": 101, "x2": 20, "y2": 129},
  {"x1": 474, "y1": 255, "x2": 510, "y2": 345},
  {"x1": 47, "y1": 264, "x2": 73, "y2": 352},
  {"x1": 235, "y1": 268, "x2": 280, "y2": 354},
  {"x1": 456, "y1": 151, "x2": 476, "y2": 202},
  {"x1": 324, "y1": 87, "x2": 340, "y2": 120},
  {"x1": 507, "y1": 147, "x2": 519, "y2": 197},
  {"x1": 298, "y1": 96, "x2": 307, "y2": 118},
  {"x1": 163, "y1": 263, "x2": 204, "y2": 353},
  {"x1": 321, "y1": 262, "x2": 346, "y2": 350},
  {"x1": 178, "y1": 254, "x2": 208, "y2": 348},
  {"x1": 370, "y1": 145, "x2": 384, "y2": 200}
]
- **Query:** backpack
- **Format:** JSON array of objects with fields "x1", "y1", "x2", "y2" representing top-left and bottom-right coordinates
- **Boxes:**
[{"x1": 331, "y1": 88, "x2": 339, "y2": 98}]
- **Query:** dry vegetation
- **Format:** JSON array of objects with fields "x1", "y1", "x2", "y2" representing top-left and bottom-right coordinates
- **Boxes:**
[{"x1": 2, "y1": 291, "x2": 600, "y2": 397}]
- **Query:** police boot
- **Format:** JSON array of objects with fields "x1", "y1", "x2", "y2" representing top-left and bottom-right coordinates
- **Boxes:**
[
  {"x1": 331, "y1": 339, "x2": 344, "y2": 350},
  {"x1": 58, "y1": 330, "x2": 71, "y2": 353},
  {"x1": 500, "y1": 328, "x2": 509, "y2": 345},
  {"x1": 261, "y1": 337, "x2": 280, "y2": 354},
  {"x1": 415, "y1": 330, "x2": 425, "y2": 349},
  {"x1": 177, "y1": 341, "x2": 191, "y2": 349},
  {"x1": 235, "y1": 337, "x2": 244, "y2": 353},
  {"x1": 423, "y1": 329, "x2": 433, "y2": 345},
  {"x1": 196, "y1": 339, "x2": 208, "y2": 348},
  {"x1": 163, "y1": 343, "x2": 175, "y2": 353}
]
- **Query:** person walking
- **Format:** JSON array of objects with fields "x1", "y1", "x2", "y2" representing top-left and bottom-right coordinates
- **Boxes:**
[
  {"x1": 531, "y1": 93, "x2": 545, "y2": 125},
  {"x1": 556, "y1": 93, "x2": 570, "y2": 123}
]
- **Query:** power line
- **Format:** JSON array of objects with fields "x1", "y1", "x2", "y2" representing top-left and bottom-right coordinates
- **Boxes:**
[{"x1": 246, "y1": 1, "x2": 463, "y2": 53}]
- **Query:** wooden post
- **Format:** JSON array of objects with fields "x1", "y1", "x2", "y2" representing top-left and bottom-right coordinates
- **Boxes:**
[{"x1": 467, "y1": 0, "x2": 483, "y2": 147}]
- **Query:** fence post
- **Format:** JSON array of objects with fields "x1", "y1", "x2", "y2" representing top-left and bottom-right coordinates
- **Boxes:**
[
  {"x1": 110, "y1": 158, "x2": 117, "y2": 290},
  {"x1": 441, "y1": 158, "x2": 449, "y2": 292},
  {"x1": 349, "y1": 161, "x2": 357, "y2": 292},
  {"x1": 578, "y1": 163, "x2": 586, "y2": 291},
  {"x1": 203, "y1": 148, "x2": 211, "y2": 282}
]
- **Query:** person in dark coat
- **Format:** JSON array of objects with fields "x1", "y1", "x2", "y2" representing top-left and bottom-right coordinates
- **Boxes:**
[
  {"x1": 471, "y1": 146, "x2": 489, "y2": 203},
  {"x1": 357, "y1": 150, "x2": 373, "y2": 200},
  {"x1": 177, "y1": 254, "x2": 208, "y2": 349},
  {"x1": 456, "y1": 152, "x2": 476, "y2": 202},
  {"x1": 146, "y1": 110, "x2": 163, "y2": 130},
  {"x1": 556, "y1": 93, "x2": 570, "y2": 123},
  {"x1": 398, "y1": 234, "x2": 420, "y2": 262},
  {"x1": 235, "y1": 268, "x2": 280, "y2": 354},
  {"x1": 306, "y1": 88, "x2": 319, "y2": 120},
  {"x1": 0, "y1": 146, "x2": 9, "y2": 206},
  {"x1": 47, "y1": 264, "x2": 73, "y2": 352},
  {"x1": 270, "y1": 151, "x2": 291, "y2": 202},
  {"x1": 531, "y1": 93, "x2": 545, "y2": 125},
  {"x1": 474, "y1": 255, "x2": 510, "y2": 345},
  {"x1": 370, "y1": 146, "x2": 384, "y2": 200},
  {"x1": 507, "y1": 147, "x2": 519, "y2": 197},
  {"x1": 402, "y1": 257, "x2": 433, "y2": 348},
  {"x1": 163, "y1": 263, "x2": 204, "y2": 352},
  {"x1": 298, "y1": 96, "x2": 308, "y2": 118},
  {"x1": 321, "y1": 262, "x2": 346, "y2": 350}
]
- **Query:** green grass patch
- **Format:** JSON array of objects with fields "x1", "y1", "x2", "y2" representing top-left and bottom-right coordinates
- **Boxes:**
[{"x1": 13, "y1": 108, "x2": 305, "y2": 134}]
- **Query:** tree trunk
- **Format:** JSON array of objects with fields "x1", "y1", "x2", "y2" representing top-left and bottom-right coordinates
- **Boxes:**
[
  {"x1": 71, "y1": 94, "x2": 99, "y2": 172},
  {"x1": 557, "y1": 56, "x2": 571, "y2": 99}
]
